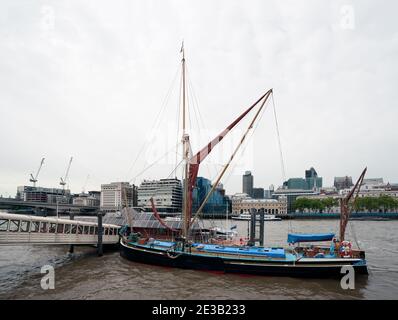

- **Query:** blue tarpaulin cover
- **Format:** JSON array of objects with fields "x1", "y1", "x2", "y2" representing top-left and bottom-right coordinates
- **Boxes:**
[
  {"x1": 192, "y1": 244, "x2": 286, "y2": 258},
  {"x1": 287, "y1": 233, "x2": 335, "y2": 244}
]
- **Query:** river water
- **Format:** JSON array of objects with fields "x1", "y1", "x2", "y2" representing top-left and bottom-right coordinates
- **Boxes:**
[{"x1": 0, "y1": 217, "x2": 397, "y2": 299}]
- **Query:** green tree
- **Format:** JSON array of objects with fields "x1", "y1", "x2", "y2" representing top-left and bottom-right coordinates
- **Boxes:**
[
  {"x1": 293, "y1": 198, "x2": 328, "y2": 213},
  {"x1": 321, "y1": 198, "x2": 338, "y2": 212},
  {"x1": 353, "y1": 195, "x2": 398, "y2": 212}
]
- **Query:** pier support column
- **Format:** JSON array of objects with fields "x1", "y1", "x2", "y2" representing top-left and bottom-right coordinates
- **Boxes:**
[
  {"x1": 259, "y1": 208, "x2": 265, "y2": 247},
  {"x1": 97, "y1": 213, "x2": 103, "y2": 257},
  {"x1": 249, "y1": 209, "x2": 256, "y2": 246},
  {"x1": 69, "y1": 212, "x2": 74, "y2": 253}
]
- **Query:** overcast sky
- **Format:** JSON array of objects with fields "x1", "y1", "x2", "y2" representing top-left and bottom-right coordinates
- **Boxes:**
[{"x1": 0, "y1": 0, "x2": 397, "y2": 197}]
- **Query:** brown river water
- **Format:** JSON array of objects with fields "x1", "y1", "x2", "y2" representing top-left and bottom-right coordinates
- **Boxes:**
[{"x1": 0, "y1": 218, "x2": 397, "y2": 299}]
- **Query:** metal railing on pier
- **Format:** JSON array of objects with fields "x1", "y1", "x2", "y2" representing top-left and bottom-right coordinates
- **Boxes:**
[{"x1": 0, "y1": 212, "x2": 120, "y2": 246}]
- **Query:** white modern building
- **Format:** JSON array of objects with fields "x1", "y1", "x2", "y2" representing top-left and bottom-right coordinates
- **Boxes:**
[
  {"x1": 137, "y1": 178, "x2": 182, "y2": 213},
  {"x1": 100, "y1": 182, "x2": 137, "y2": 212}
]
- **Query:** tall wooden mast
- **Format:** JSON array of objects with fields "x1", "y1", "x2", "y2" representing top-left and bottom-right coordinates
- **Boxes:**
[{"x1": 181, "y1": 41, "x2": 190, "y2": 238}]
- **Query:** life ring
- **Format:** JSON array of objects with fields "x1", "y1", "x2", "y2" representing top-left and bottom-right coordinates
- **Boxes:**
[{"x1": 340, "y1": 241, "x2": 352, "y2": 258}]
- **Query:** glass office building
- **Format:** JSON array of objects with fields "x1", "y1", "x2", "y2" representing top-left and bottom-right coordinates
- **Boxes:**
[{"x1": 191, "y1": 177, "x2": 230, "y2": 215}]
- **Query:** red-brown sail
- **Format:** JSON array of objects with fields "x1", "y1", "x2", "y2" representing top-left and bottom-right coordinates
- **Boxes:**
[
  {"x1": 186, "y1": 89, "x2": 273, "y2": 226},
  {"x1": 150, "y1": 197, "x2": 178, "y2": 233}
]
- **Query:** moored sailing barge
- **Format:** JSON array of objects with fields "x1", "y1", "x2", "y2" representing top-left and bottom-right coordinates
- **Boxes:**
[{"x1": 120, "y1": 45, "x2": 368, "y2": 278}]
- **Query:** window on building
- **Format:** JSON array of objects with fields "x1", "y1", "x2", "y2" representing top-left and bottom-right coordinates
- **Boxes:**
[
  {"x1": 0, "y1": 219, "x2": 9, "y2": 232},
  {"x1": 64, "y1": 224, "x2": 71, "y2": 234},
  {"x1": 71, "y1": 225, "x2": 77, "y2": 234},
  {"x1": 40, "y1": 222, "x2": 48, "y2": 233},
  {"x1": 83, "y1": 226, "x2": 89, "y2": 235},
  {"x1": 57, "y1": 224, "x2": 64, "y2": 233},
  {"x1": 9, "y1": 220, "x2": 20, "y2": 232},
  {"x1": 49, "y1": 223, "x2": 56, "y2": 233},
  {"x1": 30, "y1": 221, "x2": 40, "y2": 232},
  {"x1": 77, "y1": 225, "x2": 83, "y2": 234},
  {"x1": 20, "y1": 221, "x2": 30, "y2": 232}
]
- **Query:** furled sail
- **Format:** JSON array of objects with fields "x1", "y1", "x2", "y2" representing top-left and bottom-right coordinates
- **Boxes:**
[
  {"x1": 287, "y1": 233, "x2": 335, "y2": 244},
  {"x1": 150, "y1": 197, "x2": 178, "y2": 233}
]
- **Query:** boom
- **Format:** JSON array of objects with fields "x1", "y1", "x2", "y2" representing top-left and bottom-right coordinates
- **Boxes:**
[
  {"x1": 60, "y1": 157, "x2": 73, "y2": 190},
  {"x1": 29, "y1": 158, "x2": 45, "y2": 187},
  {"x1": 339, "y1": 167, "x2": 367, "y2": 242}
]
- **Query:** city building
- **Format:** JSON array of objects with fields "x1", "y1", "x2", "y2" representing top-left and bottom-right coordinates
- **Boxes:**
[
  {"x1": 264, "y1": 185, "x2": 274, "y2": 199},
  {"x1": 283, "y1": 178, "x2": 307, "y2": 190},
  {"x1": 305, "y1": 167, "x2": 317, "y2": 179},
  {"x1": 340, "y1": 185, "x2": 398, "y2": 199},
  {"x1": 191, "y1": 177, "x2": 230, "y2": 215},
  {"x1": 295, "y1": 185, "x2": 398, "y2": 213},
  {"x1": 101, "y1": 182, "x2": 138, "y2": 212},
  {"x1": 231, "y1": 193, "x2": 287, "y2": 216},
  {"x1": 362, "y1": 178, "x2": 384, "y2": 188},
  {"x1": 73, "y1": 192, "x2": 100, "y2": 207},
  {"x1": 16, "y1": 186, "x2": 71, "y2": 204},
  {"x1": 264, "y1": 190, "x2": 271, "y2": 199},
  {"x1": 283, "y1": 167, "x2": 322, "y2": 190},
  {"x1": 320, "y1": 187, "x2": 338, "y2": 195},
  {"x1": 242, "y1": 171, "x2": 254, "y2": 197},
  {"x1": 272, "y1": 188, "x2": 320, "y2": 213},
  {"x1": 252, "y1": 187, "x2": 265, "y2": 199},
  {"x1": 87, "y1": 190, "x2": 101, "y2": 201},
  {"x1": 334, "y1": 176, "x2": 353, "y2": 190},
  {"x1": 388, "y1": 183, "x2": 398, "y2": 191},
  {"x1": 137, "y1": 178, "x2": 182, "y2": 213}
]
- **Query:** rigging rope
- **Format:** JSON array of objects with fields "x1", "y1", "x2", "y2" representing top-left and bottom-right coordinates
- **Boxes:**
[
  {"x1": 271, "y1": 92, "x2": 286, "y2": 183},
  {"x1": 349, "y1": 220, "x2": 360, "y2": 249},
  {"x1": 129, "y1": 141, "x2": 182, "y2": 183},
  {"x1": 271, "y1": 92, "x2": 290, "y2": 233},
  {"x1": 221, "y1": 89, "x2": 269, "y2": 187},
  {"x1": 175, "y1": 64, "x2": 183, "y2": 178},
  {"x1": 189, "y1": 90, "x2": 273, "y2": 232},
  {"x1": 127, "y1": 64, "x2": 181, "y2": 181},
  {"x1": 186, "y1": 65, "x2": 218, "y2": 180}
]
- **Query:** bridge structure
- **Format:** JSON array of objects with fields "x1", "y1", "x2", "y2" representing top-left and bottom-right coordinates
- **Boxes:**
[
  {"x1": 0, "y1": 197, "x2": 99, "y2": 215},
  {"x1": 0, "y1": 212, "x2": 121, "y2": 255}
]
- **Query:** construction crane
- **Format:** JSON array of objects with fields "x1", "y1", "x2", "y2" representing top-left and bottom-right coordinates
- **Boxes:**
[
  {"x1": 30, "y1": 158, "x2": 45, "y2": 187},
  {"x1": 60, "y1": 157, "x2": 73, "y2": 190}
]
